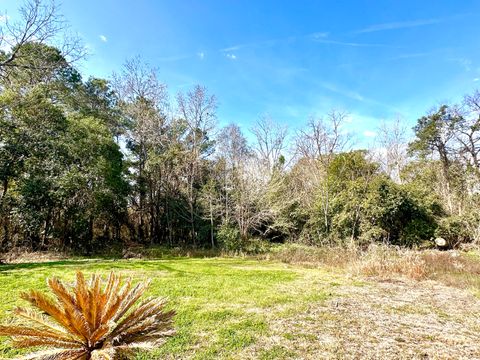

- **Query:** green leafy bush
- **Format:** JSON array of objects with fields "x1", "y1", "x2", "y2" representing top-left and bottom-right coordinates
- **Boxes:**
[
  {"x1": 217, "y1": 223, "x2": 243, "y2": 251},
  {"x1": 435, "y1": 216, "x2": 474, "y2": 247}
]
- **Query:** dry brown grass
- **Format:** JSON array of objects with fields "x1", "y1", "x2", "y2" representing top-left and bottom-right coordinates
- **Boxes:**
[
  {"x1": 266, "y1": 243, "x2": 480, "y2": 290},
  {"x1": 0, "y1": 248, "x2": 69, "y2": 264},
  {"x1": 241, "y1": 278, "x2": 480, "y2": 359},
  {"x1": 263, "y1": 243, "x2": 359, "y2": 268},
  {"x1": 353, "y1": 246, "x2": 428, "y2": 281},
  {"x1": 245, "y1": 245, "x2": 480, "y2": 359}
]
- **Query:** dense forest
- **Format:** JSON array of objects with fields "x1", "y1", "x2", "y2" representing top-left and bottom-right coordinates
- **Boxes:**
[{"x1": 0, "y1": 1, "x2": 479, "y2": 254}]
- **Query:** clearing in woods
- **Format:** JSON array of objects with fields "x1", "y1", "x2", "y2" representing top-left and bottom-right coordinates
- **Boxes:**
[{"x1": 0, "y1": 256, "x2": 479, "y2": 359}]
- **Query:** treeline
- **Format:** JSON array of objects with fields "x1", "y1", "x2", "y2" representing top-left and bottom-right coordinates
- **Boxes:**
[{"x1": 0, "y1": 1, "x2": 479, "y2": 253}]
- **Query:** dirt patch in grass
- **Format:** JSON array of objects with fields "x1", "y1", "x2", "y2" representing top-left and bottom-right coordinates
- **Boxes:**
[{"x1": 242, "y1": 278, "x2": 480, "y2": 359}]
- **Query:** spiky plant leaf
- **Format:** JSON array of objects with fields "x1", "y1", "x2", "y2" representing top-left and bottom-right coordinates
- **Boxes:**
[{"x1": 0, "y1": 272, "x2": 175, "y2": 360}]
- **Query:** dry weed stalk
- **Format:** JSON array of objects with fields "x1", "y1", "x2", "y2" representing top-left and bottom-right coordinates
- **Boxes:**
[{"x1": 353, "y1": 246, "x2": 428, "y2": 280}]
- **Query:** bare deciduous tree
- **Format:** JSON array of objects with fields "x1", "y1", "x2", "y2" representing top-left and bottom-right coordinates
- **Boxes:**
[
  {"x1": 113, "y1": 56, "x2": 169, "y2": 145},
  {"x1": 216, "y1": 124, "x2": 252, "y2": 223},
  {"x1": 457, "y1": 90, "x2": 480, "y2": 177},
  {"x1": 0, "y1": 0, "x2": 84, "y2": 78},
  {"x1": 376, "y1": 116, "x2": 408, "y2": 183},
  {"x1": 113, "y1": 57, "x2": 169, "y2": 243},
  {"x1": 217, "y1": 124, "x2": 251, "y2": 169},
  {"x1": 233, "y1": 157, "x2": 272, "y2": 239},
  {"x1": 215, "y1": 123, "x2": 272, "y2": 240},
  {"x1": 295, "y1": 110, "x2": 349, "y2": 160},
  {"x1": 177, "y1": 85, "x2": 217, "y2": 245},
  {"x1": 251, "y1": 115, "x2": 288, "y2": 176},
  {"x1": 294, "y1": 109, "x2": 350, "y2": 233}
]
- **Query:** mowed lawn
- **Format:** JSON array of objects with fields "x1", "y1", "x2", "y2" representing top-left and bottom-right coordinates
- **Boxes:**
[
  {"x1": 2, "y1": 254, "x2": 480, "y2": 359},
  {"x1": 0, "y1": 257, "x2": 345, "y2": 359}
]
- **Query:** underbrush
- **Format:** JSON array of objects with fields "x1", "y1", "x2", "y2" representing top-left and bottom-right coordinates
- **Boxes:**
[
  {"x1": 264, "y1": 243, "x2": 480, "y2": 290},
  {"x1": 3, "y1": 241, "x2": 480, "y2": 293},
  {"x1": 0, "y1": 240, "x2": 273, "y2": 264}
]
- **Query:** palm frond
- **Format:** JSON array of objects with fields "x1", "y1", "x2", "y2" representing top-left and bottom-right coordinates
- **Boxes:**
[
  {"x1": 0, "y1": 325, "x2": 76, "y2": 343},
  {"x1": 19, "y1": 348, "x2": 87, "y2": 360},
  {"x1": 12, "y1": 337, "x2": 83, "y2": 349},
  {"x1": 0, "y1": 271, "x2": 175, "y2": 360},
  {"x1": 14, "y1": 307, "x2": 74, "y2": 339}
]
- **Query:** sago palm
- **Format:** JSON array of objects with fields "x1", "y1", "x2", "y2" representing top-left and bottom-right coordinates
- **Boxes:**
[{"x1": 0, "y1": 271, "x2": 175, "y2": 359}]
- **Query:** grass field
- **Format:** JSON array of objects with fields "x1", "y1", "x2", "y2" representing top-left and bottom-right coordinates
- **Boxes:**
[{"x1": 1, "y1": 250, "x2": 480, "y2": 359}]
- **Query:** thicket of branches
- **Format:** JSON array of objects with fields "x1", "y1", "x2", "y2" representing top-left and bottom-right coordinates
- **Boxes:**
[{"x1": 0, "y1": 0, "x2": 479, "y2": 253}]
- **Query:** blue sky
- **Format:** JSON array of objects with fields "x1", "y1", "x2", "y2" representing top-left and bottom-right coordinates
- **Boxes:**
[{"x1": 2, "y1": 0, "x2": 480, "y2": 143}]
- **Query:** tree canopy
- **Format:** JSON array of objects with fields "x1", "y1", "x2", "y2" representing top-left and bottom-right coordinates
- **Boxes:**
[{"x1": 0, "y1": 0, "x2": 479, "y2": 253}]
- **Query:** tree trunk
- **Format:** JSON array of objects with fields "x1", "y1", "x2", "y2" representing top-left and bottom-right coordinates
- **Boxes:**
[
  {"x1": 86, "y1": 216, "x2": 94, "y2": 256},
  {"x1": 210, "y1": 197, "x2": 214, "y2": 249},
  {"x1": 190, "y1": 201, "x2": 196, "y2": 247},
  {"x1": 0, "y1": 178, "x2": 7, "y2": 203},
  {"x1": 41, "y1": 207, "x2": 52, "y2": 250}
]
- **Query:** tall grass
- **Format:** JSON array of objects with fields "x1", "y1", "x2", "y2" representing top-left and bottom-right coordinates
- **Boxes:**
[{"x1": 265, "y1": 243, "x2": 480, "y2": 289}]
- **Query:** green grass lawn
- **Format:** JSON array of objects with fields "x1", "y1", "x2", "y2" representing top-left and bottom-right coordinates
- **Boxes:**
[{"x1": 0, "y1": 257, "x2": 345, "y2": 359}]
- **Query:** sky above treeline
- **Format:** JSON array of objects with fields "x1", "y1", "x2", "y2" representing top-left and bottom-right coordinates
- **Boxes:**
[{"x1": 2, "y1": 0, "x2": 480, "y2": 144}]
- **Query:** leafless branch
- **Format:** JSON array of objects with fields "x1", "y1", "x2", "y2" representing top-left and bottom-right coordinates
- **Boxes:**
[
  {"x1": 0, "y1": 0, "x2": 84, "y2": 79},
  {"x1": 251, "y1": 115, "x2": 288, "y2": 174}
]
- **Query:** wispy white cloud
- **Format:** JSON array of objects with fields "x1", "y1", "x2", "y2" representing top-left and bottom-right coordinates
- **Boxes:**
[
  {"x1": 474, "y1": 78, "x2": 479, "y2": 82},
  {"x1": 311, "y1": 32, "x2": 329, "y2": 39},
  {"x1": 221, "y1": 45, "x2": 242, "y2": 52},
  {"x1": 220, "y1": 31, "x2": 329, "y2": 53},
  {"x1": 319, "y1": 82, "x2": 365, "y2": 102},
  {"x1": 355, "y1": 18, "x2": 442, "y2": 34},
  {"x1": 337, "y1": 49, "x2": 446, "y2": 69},
  {"x1": 314, "y1": 38, "x2": 391, "y2": 48},
  {"x1": 157, "y1": 54, "x2": 192, "y2": 62},
  {"x1": 99, "y1": 35, "x2": 108, "y2": 42},
  {"x1": 363, "y1": 130, "x2": 377, "y2": 137},
  {"x1": 226, "y1": 53, "x2": 237, "y2": 60},
  {"x1": 317, "y1": 82, "x2": 400, "y2": 112},
  {"x1": 220, "y1": 31, "x2": 395, "y2": 55},
  {"x1": 449, "y1": 57, "x2": 472, "y2": 71},
  {"x1": 220, "y1": 38, "x2": 288, "y2": 52},
  {"x1": 388, "y1": 52, "x2": 433, "y2": 60}
]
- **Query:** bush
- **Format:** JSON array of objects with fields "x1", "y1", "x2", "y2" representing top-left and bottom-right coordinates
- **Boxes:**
[
  {"x1": 325, "y1": 175, "x2": 437, "y2": 247},
  {"x1": 217, "y1": 223, "x2": 243, "y2": 251},
  {"x1": 435, "y1": 216, "x2": 474, "y2": 247},
  {"x1": 242, "y1": 237, "x2": 272, "y2": 254},
  {"x1": 400, "y1": 218, "x2": 436, "y2": 247}
]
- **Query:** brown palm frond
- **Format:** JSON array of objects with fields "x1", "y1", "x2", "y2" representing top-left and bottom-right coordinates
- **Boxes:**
[
  {"x1": 14, "y1": 307, "x2": 75, "y2": 338},
  {"x1": 12, "y1": 337, "x2": 84, "y2": 349},
  {"x1": 0, "y1": 271, "x2": 175, "y2": 359},
  {"x1": 0, "y1": 325, "x2": 77, "y2": 342},
  {"x1": 113, "y1": 280, "x2": 150, "y2": 322},
  {"x1": 20, "y1": 291, "x2": 74, "y2": 332},
  {"x1": 19, "y1": 348, "x2": 87, "y2": 360},
  {"x1": 111, "y1": 299, "x2": 174, "y2": 341}
]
